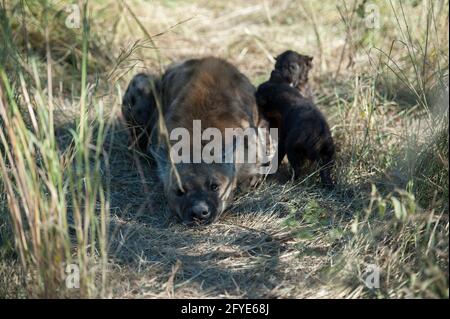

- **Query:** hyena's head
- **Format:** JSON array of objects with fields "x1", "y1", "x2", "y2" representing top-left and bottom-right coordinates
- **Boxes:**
[
  {"x1": 272, "y1": 50, "x2": 313, "y2": 88},
  {"x1": 155, "y1": 157, "x2": 236, "y2": 226}
]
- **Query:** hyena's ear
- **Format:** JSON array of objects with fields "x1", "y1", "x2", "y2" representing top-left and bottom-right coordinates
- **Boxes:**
[
  {"x1": 150, "y1": 143, "x2": 175, "y2": 185},
  {"x1": 149, "y1": 142, "x2": 169, "y2": 167}
]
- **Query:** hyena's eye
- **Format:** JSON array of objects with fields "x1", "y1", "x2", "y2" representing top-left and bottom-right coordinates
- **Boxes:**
[{"x1": 210, "y1": 183, "x2": 220, "y2": 192}]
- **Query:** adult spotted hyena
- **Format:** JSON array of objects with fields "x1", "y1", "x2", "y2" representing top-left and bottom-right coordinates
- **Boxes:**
[{"x1": 123, "y1": 57, "x2": 272, "y2": 226}]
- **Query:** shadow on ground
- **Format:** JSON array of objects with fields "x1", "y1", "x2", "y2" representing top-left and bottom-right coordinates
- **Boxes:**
[{"x1": 87, "y1": 120, "x2": 335, "y2": 298}]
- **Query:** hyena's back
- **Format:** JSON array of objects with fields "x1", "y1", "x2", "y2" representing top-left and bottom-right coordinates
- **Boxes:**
[{"x1": 160, "y1": 57, "x2": 259, "y2": 133}]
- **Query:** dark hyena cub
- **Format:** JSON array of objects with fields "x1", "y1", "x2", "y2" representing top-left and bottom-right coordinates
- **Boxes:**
[
  {"x1": 256, "y1": 81, "x2": 335, "y2": 188},
  {"x1": 122, "y1": 73, "x2": 160, "y2": 152},
  {"x1": 270, "y1": 50, "x2": 314, "y2": 100}
]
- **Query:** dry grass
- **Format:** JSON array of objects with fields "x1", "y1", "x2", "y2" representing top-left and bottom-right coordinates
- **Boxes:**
[{"x1": 0, "y1": 0, "x2": 448, "y2": 298}]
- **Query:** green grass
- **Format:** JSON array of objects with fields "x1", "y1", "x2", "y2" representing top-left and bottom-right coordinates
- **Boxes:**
[{"x1": 0, "y1": 0, "x2": 448, "y2": 298}]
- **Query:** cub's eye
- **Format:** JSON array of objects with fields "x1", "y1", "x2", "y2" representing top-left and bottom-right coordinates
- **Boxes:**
[
  {"x1": 210, "y1": 183, "x2": 220, "y2": 192},
  {"x1": 175, "y1": 188, "x2": 185, "y2": 197},
  {"x1": 289, "y1": 63, "x2": 299, "y2": 70}
]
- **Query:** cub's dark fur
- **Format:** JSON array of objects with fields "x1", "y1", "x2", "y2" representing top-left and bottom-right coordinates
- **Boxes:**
[
  {"x1": 256, "y1": 81, "x2": 335, "y2": 188},
  {"x1": 122, "y1": 73, "x2": 160, "y2": 152},
  {"x1": 270, "y1": 50, "x2": 314, "y2": 100}
]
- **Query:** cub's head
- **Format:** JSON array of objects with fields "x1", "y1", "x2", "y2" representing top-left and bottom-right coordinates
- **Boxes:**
[
  {"x1": 271, "y1": 50, "x2": 313, "y2": 88},
  {"x1": 155, "y1": 156, "x2": 236, "y2": 226}
]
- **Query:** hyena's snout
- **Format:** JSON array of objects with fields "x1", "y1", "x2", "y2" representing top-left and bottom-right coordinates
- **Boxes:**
[
  {"x1": 181, "y1": 196, "x2": 221, "y2": 226},
  {"x1": 189, "y1": 202, "x2": 212, "y2": 222}
]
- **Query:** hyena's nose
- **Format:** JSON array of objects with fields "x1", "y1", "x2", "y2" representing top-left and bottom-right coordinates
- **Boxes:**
[{"x1": 191, "y1": 202, "x2": 211, "y2": 220}]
